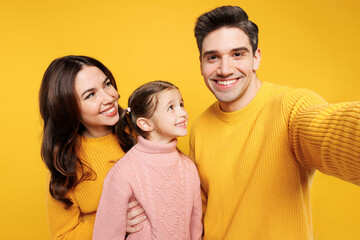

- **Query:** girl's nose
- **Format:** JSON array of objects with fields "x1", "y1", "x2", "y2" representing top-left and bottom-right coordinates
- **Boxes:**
[{"x1": 178, "y1": 107, "x2": 188, "y2": 119}]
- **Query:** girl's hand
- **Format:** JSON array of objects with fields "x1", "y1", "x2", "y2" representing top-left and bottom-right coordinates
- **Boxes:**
[{"x1": 126, "y1": 200, "x2": 147, "y2": 233}]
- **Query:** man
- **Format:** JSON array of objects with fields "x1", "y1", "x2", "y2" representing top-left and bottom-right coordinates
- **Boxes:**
[{"x1": 189, "y1": 5, "x2": 360, "y2": 239}]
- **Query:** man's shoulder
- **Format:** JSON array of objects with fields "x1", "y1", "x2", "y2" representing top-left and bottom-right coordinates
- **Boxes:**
[
  {"x1": 265, "y1": 82, "x2": 326, "y2": 104},
  {"x1": 262, "y1": 82, "x2": 328, "y2": 122},
  {"x1": 191, "y1": 102, "x2": 218, "y2": 129},
  {"x1": 281, "y1": 86, "x2": 326, "y2": 107}
]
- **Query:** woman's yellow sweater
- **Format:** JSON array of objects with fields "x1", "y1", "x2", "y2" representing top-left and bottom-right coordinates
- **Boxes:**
[
  {"x1": 46, "y1": 133, "x2": 124, "y2": 239},
  {"x1": 190, "y1": 82, "x2": 360, "y2": 239}
]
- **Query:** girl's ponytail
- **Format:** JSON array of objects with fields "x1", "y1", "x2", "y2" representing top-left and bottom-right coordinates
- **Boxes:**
[
  {"x1": 115, "y1": 106, "x2": 136, "y2": 153},
  {"x1": 116, "y1": 80, "x2": 178, "y2": 152}
]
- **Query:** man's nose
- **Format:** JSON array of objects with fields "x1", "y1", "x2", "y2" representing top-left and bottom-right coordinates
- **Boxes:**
[{"x1": 217, "y1": 57, "x2": 234, "y2": 76}]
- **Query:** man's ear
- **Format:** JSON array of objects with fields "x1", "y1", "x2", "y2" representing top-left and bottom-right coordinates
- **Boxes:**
[
  {"x1": 136, "y1": 117, "x2": 153, "y2": 132},
  {"x1": 253, "y1": 48, "x2": 261, "y2": 71}
]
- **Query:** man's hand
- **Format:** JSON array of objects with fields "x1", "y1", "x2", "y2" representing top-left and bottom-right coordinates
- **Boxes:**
[{"x1": 126, "y1": 200, "x2": 147, "y2": 233}]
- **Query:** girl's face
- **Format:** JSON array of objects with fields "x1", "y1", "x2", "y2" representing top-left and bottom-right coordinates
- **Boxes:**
[
  {"x1": 147, "y1": 88, "x2": 188, "y2": 143},
  {"x1": 74, "y1": 66, "x2": 119, "y2": 138}
]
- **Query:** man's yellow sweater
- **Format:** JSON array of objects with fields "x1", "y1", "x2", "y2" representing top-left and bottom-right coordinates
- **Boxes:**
[
  {"x1": 190, "y1": 82, "x2": 360, "y2": 239},
  {"x1": 46, "y1": 133, "x2": 124, "y2": 239}
]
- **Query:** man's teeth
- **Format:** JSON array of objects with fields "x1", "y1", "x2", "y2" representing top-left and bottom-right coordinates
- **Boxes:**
[
  {"x1": 102, "y1": 107, "x2": 115, "y2": 114},
  {"x1": 217, "y1": 79, "x2": 237, "y2": 85}
]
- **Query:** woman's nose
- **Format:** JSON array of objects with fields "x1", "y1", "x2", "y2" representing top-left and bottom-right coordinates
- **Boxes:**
[{"x1": 101, "y1": 91, "x2": 115, "y2": 104}]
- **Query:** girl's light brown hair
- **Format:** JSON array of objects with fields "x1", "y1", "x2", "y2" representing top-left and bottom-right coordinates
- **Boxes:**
[{"x1": 118, "y1": 80, "x2": 178, "y2": 151}]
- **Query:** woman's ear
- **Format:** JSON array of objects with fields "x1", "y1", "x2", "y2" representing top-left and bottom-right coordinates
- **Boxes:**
[{"x1": 136, "y1": 117, "x2": 153, "y2": 132}]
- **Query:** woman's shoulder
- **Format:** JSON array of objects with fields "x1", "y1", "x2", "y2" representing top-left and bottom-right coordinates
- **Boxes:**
[{"x1": 105, "y1": 150, "x2": 136, "y2": 179}]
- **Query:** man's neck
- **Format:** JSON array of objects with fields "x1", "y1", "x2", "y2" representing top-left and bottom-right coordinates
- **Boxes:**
[{"x1": 219, "y1": 78, "x2": 262, "y2": 112}]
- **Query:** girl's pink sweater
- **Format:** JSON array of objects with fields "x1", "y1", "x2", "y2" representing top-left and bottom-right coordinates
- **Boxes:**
[{"x1": 93, "y1": 136, "x2": 203, "y2": 239}]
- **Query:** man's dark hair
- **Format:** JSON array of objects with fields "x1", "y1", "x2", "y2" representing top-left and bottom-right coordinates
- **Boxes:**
[{"x1": 194, "y1": 5, "x2": 259, "y2": 56}]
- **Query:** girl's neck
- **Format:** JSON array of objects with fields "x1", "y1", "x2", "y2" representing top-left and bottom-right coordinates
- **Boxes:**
[{"x1": 145, "y1": 135, "x2": 176, "y2": 144}]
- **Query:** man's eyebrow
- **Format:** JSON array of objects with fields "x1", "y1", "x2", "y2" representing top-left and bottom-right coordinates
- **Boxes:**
[
  {"x1": 202, "y1": 47, "x2": 250, "y2": 58},
  {"x1": 202, "y1": 50, "x2": 218, "y2": 58},
  {"x1": 232, "y1": 47, "x2": 250, "y2": 52}
]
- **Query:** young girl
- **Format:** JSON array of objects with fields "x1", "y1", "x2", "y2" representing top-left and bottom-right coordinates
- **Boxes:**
[
  {"x1": 39, "y1": 55, "x2": 145, "y2": 239},
  {"x1": 93, "y1": 81, "x2": 203, "y2": 239}
]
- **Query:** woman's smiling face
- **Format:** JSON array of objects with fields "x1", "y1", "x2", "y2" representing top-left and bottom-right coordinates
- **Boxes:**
[{"x1": 74, "y1": 65, "x2": 120, "y2": 138}]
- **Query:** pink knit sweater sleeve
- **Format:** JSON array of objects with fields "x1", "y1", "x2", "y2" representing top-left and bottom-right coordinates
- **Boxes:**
[
  {"x1": 190, "y1": 163, "x2": 203, "y2": 240},
  {"x1": 93, "y1": 164, "x2": 132, "y2": 240}
]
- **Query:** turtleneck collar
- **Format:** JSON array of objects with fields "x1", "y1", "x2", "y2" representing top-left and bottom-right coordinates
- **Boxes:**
[{"x1": 134, "y1": 136, "x2": 178, "y2": 154}]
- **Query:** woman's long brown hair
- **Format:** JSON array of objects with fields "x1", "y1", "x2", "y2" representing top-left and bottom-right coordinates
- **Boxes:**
[{"x1": 39, "y1": 55, "x2": 128, "y2": 208}]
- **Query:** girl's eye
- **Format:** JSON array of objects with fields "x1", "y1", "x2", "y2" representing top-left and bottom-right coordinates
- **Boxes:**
[
  {"x1": 180, "y1": 102, "x2": 184, "y2": 107},
  {"x1": 168, "y1": 105, "x2": 174, "y2": 111}
]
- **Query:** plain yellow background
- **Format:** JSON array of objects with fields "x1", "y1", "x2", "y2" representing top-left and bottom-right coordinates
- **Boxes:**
[{"x1": 1, "y1": 0, "x2": 359, "y2": 239}]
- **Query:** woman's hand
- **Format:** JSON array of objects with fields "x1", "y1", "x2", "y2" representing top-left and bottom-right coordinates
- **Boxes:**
[{"x1": 126, "y1": 200, "x2": 147, "y2": 233}]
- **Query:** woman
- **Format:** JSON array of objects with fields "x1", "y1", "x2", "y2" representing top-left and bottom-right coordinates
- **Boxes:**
[{"x1": 39, "y1": 55, "x2": 144, "y2": 239}]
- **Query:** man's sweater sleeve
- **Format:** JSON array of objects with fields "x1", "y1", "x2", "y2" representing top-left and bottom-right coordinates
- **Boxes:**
[{"x1": 287, "y1": 90, "x2": 360, "y2": 185}]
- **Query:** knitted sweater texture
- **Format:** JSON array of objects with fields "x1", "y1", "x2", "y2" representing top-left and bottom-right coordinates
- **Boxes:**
[
  {"x1": 190, "y1": 82, "x2": 360, "y2": 240},
  {"x1": 93, "y1": 136, "x2": 203, "y2": 240},
  {"x1": 46, "y1": 133, "x2": 124, "y2": 239}
]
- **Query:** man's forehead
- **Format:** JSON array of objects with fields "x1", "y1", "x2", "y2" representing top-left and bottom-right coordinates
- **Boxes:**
[{"x1": 202, "y1": 27, "x2": 252, "y2": 54}]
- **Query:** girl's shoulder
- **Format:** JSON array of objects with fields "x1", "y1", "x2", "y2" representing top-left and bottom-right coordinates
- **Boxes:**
[{"x1": 179, "y1": 153, "x2": 197, "y2": 169}]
